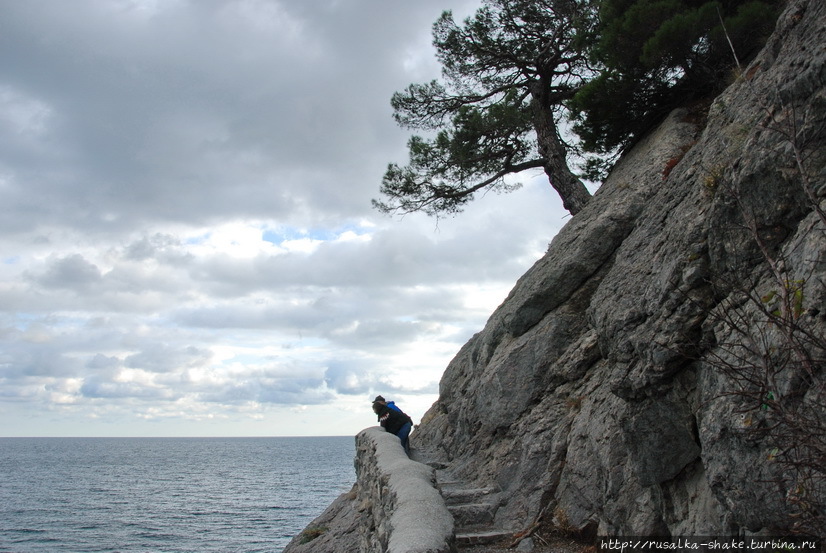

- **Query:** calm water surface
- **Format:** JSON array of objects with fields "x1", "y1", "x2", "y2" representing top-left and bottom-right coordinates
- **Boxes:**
[{"x1": 0, "y1": 437, "x2": 355, "y2": 553}]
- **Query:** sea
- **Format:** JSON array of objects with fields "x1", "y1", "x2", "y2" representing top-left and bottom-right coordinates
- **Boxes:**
[{"x1": 0, "y1": 436, "x2": 356, "y2": 553}]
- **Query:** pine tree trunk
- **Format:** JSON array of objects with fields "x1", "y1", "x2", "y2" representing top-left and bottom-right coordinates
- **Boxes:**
[{"x1": 530, "y1": 91, "x2": 591, "y2": 216}]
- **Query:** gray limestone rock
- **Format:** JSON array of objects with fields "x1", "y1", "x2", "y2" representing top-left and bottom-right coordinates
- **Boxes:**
[
  {"x1": 282, "y1": 486, "x2": 360, "y2": 553},
  {"x1": 414, "y1": 0, "x2": 825, "y2": 537},
  {"x1": 288, "y1": 0, "x2": 826, "y2": 547}
]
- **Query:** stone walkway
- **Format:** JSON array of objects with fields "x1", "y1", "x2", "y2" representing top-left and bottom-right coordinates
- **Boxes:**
[
  {"x1": 459, "y1": 535, "x2": 594, "y2": 553},
  {"x1": 412, "y1": 447, "x2": 593, "y2": 552},
  {"x1": 437, "y1": 470, "x2": 511, "y2": 548}
]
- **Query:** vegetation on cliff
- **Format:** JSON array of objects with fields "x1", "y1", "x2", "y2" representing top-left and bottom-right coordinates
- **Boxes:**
[
  {"x1": 376, "y1": 0, "x2": 781, "y2": 216},
  {"x1": 570, "y1": 0, "x2": 782, "y2": 155}
]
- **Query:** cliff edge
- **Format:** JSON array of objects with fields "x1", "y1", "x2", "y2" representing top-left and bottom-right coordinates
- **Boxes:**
[{"x1": 287, "y1": 0, "x2": 825, "y2": 548}]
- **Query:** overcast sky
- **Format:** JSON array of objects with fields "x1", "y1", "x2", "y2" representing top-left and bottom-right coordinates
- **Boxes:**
[{"x1": 0, "y1": 0, "x2": 572, "y2": 437}]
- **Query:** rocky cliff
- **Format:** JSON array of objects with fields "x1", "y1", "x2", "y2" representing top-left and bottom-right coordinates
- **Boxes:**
[{"x1": 286, "y1": 0, "x2": 825, "y2": 548}]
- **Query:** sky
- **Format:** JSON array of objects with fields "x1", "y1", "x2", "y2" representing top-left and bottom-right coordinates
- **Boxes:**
[{"x1": 0, "y1": 0, "x2": 574, "y2": 437}]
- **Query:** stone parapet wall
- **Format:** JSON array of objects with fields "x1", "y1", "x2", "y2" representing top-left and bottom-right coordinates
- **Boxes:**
[{"x1": 355, "y1": 427, "x2": 454, "y2": 553}]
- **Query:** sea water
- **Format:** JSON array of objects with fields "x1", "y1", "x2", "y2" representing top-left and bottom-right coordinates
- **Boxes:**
[{"x1": 0, "y1": 437, "x2": 355, "y2": 553}]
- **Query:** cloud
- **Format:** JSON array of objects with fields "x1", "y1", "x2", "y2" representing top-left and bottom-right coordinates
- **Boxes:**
[
  {"x1": 80, "y1": 376, "x2": 174, "y2": 400},
  {"x1": 34, "y1": 254, "x2": 103, "y2": 291},
  {"x1": 0, "y1": 0, "x2": 464, "y2": 236},
  {"x1": 0, "y1": 0, "x2": 569, "y2": 437},
  {"x1": 124, "y1": 344, "x2": 213, "y2": 373}
]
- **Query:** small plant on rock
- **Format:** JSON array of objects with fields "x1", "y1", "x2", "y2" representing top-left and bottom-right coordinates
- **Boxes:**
[{"x1": 299, "y1": 526, "x2": 327, "y2": 544}]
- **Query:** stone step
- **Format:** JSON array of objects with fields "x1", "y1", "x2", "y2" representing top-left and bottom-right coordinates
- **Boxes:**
[
  {"x1": 456, "y1": 530, "x2": 513, "y2": 547},
  {"x1": 441, "y1": 487, "x2": 498, "y2": 506},
  {"x1": 447, "y1": 502, "x2": 496, "y2": 529},
  {"x1": 436, "y1": 479, "x2": 463, "y2": 489}
]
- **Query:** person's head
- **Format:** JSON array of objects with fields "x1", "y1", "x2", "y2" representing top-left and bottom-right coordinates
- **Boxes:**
[
  {"x1": 374, "y1": 395, "x2": 386, "y2": 404},
  {"x1": 372, "y1": 401, "x2": 383, "y2": 414}
]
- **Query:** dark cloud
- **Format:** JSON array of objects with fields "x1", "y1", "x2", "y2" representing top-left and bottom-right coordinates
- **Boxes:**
[
  {"x1": 2, "y1": 347, "x2": 82, "y2": 380},
  {"x1": 125, "y1": 344, "x2": 213, "y2": 374},
  {"x1": 123, "y1": 234, "x2": 187, "y2": 262},
  {"x1": 0, "y1": 0, "x2": 457, "y2": 235},
  {"x1": 202, "y1": 378, "x2": 332, "y2": 406},
  {"x1": 86, "y1": 353, "x2": 123, "y2": 370},
  {"x1": 324, "y1": 360, "x2": 378, "y2": 396},
  {"x1": 34, "y1": 254, "x2": 103, "y2": 291},
  {"x1": 80, "y1": 376, "x2": 175, "y2": 400}
]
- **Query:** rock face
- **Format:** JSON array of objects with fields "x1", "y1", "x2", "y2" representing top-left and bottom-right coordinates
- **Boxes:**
[
  {"x1": 281, "y1": 487, "x2": 360, "y2": 553},
  {"x1": 287, "y1": 0, "x2": 825, "y2": 548},
  {"x1": 414, "y1": 0, "x2": 825, "y2": 537}
]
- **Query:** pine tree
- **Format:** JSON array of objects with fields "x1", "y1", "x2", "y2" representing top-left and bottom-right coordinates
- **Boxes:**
[
  {"x1": 375, "y1": 0, "x2": 593, "y2": 218},
  {"x1": 570, "y1": 0, "x2": 781, "y2": 154}
]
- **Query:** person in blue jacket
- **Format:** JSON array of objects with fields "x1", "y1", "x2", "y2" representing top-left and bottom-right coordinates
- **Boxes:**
[
  {"x1": 374, "y1": 395, "x2": 401, "y2": 413},
  {"x1": 372, "y1": 397, "x2": 412, "y2": 455}
]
